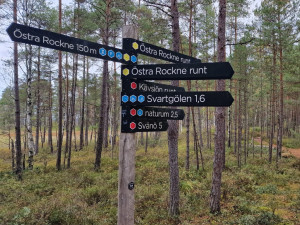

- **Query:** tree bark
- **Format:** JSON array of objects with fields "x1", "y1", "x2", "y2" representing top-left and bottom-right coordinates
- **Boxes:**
[
  {"x1": 210, "y1": 0, "x2": 226, "y2": 214},
  {"x1": 35, "y1": 47, "x2": 41, "y2": 155},
  {"x1": 167, "y1": 0, "x2": 180, "y2": 217},
  {"x1": 26, "y1": 44, "x2": 35, "y2": 170}
]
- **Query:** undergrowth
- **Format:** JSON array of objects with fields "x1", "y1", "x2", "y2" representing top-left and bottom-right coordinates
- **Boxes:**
[{"x1": 0, "y1": 133, "x2": 299, "y2": 225}]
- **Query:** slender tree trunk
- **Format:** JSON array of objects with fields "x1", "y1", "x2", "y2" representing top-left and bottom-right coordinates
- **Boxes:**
[
  {"x1": 168, "y1": 0, "x2": 180, "y2": 217},
  {"x1": 67, "y1": 54, "x2": 78, "y2": 168},
  {"x1": 35, "y1": 47, "x2": 41, "y2": 155},
  {"x1": 277, "y1": 16, "x2": 283, "y2": 160},
  {"x1": 85, "y1": 58, "x2": 90, "y2": 146},
  {"x1": 210, "y1": 0, "x2": 226, "y2": 214},
  {"x1": 26, "y1": 44, "x2": 35, "y2": 170},
  {"x1": 48, "y1": 70, "x2": 53, "y2": 153},
  {"x1": 269, "y1": 42, "x2": 277, "y2": 163},
  {"x1": 64, "y1": 54, "x2": 70, "y2": 167},
  {"x1": 80, "y1": 56, "x2": 86, "y2": 150},
  {"x1": 56, "y1": 0, "x2": 63, "y2": 170},
  {"x1": 11, "y1": 139, "x2": 15, "y2": 171},
  {"x1": 95, "y1": 0, "x2": 111, "y2": 170}
]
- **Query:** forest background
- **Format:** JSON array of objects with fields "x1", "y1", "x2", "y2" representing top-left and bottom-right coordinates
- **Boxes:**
[{"x1": 0, "y1": 0, "x2": 299, "y2": 224}]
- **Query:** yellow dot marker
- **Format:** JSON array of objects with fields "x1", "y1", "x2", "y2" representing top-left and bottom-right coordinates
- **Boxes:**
[
  {"x1": 132, "y1": 42, "x2": 139, "y2": 50},
  {"x1": 123, "y1": 68, "x2": 129, "y2": 76},
  {"x1": 124, "y1": 54, "x2": 130, "y2": 61}
]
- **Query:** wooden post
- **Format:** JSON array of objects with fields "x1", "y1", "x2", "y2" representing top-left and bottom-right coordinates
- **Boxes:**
[{"x1": 118, "y1": 25, "x2": 138, "y2": 225}]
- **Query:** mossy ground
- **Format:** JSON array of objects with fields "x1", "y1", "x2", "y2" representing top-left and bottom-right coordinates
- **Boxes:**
[{"x1": 0, "y1": 132, "x2": 299, "y2": 224}]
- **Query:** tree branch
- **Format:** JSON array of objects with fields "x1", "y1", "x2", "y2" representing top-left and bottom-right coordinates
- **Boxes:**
[
  {"x1": 145, "y1": 4, "x2": 172, "y2": 17},
  {"x1": 143, "y1": 0, "x2": 170, "y2": 8},
  {"x1": 226, "y1": 38, "x2": 255, "y2": 46}
]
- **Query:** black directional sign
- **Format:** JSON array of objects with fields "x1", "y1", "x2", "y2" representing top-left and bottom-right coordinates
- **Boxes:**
[
  {"x1": 123, "y1": 38, "x2": 201, "y2": 64},
  {"x1": 121, "y1": 62, "x2": 234, "y2": 80},
  {"x1": 122, "y1": 106, "x2": 185, "y2": 120},
  {"x1": 121, "y1": 118, "x2": 169, "y2": 133},
  {"x1": 121, "y1": 91, "x2": 234, "y2": 107},
  {"x1": 122, "y1": 79, "x2": 185, "y2": 92},
  {"x1": 7, "y1": 23, "x2": 137, "y2": 64}
]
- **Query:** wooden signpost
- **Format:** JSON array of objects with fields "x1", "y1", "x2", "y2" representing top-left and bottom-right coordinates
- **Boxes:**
[{"x1": 7, "y1": 22, "x2": 234, "y2": 225}]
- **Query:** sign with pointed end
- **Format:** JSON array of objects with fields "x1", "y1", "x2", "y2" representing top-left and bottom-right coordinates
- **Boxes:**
[
  {"x1": 122, "y1": 79, "x2": 185, "y2": 92},
  {"x1": 121, "y1": 118, "x2": 169, "y2": 133},
  {"x1": 123, "y1": 38, "x2": 201, "y2": 64},
  {"x1": 6, "y1": 23, "x2": 137, "y2": 64},
  {"x1": 122, "y1": 106, "x2": 185, "y2": 120},
  {"x1": 121, "y1": 91, "x2": 234, "y2": 107},
  {"x1": 121, "y1": 62, "x2": 234, "y2": 80}
]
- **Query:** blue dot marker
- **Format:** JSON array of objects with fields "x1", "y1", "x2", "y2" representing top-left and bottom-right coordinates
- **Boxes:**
[
  {"x1": 138, "y1": 95, "x2": 145, "y2": 103},
  {"x1": 122, "y1": 95, "x2": 129, "y2": 103},
  {"x1": 131, "y1": 55, "x2": 137, "y2": 63},
  {"x1": 130, "y1": 95, "x2": 137, "y2": 103},
  {"x1": 137, "y1": 109, "x2": 143, "y2": 116},
  {"x1": 108, "y1": 50, "x2": 115, "y2": 58},
  {"x1": 99, "y1": 48, "x2": 106, "y2": 56},
  {"x1": 116, "y1": 52, "x2": 122, "y2": 60}
]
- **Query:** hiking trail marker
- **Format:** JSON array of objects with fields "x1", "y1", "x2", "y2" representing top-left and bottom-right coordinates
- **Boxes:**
[{"x1": 6, "y1": 23, "x2": 137, "y2": 64}]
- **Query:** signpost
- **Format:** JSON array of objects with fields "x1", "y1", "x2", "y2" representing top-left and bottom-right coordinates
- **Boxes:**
[
  {"x1": 121, "y1": 62, "x2": 234, "y2": 80},
  {"x1": 123, "y1": 38, "x2": 201, "y2": 64},
  {"x1": 122, "y1": 79, "x2": 185, "y2": 92},
  {"x1": 121, "y1": 91, "x2": 234, "y2": 107},
  {"x1": 7, "y1": 22, "x2": 235, "y2": 224},
  {"x1": 6, "y1": 23, "x2": 137, "y2": 64}
]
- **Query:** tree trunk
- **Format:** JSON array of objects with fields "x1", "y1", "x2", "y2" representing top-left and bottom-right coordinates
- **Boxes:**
[
  {"x1": 67, "y1": 54, "x2": 78, "y2": 168},
  {"x1": 85, "y1": 58, "x2": 90, "y2": 146},
  {"x1": 26, "y1": 44, "x2": 35, "y2": 170},
  {"x1": 168, "y1": 0, "x2": 180, "y2": 217},
  {"x1": 80, "y1": 56, "x2": 86, "y2": 150},
  {"x1": 35, "y1": 47, "x2": 41, "y2": 155},
  {"x1": 56, "y1": 0, "x2": 63, "y2": 170},
  {"x1": 210, "y1": 0, "x2": 226, "y2": 214},
  {"x1": 95, "y1": 0, "x2": 111, "y2": 170},
  {"x1": 48, "y1": 70, "x2": 53, "y2": 153}
]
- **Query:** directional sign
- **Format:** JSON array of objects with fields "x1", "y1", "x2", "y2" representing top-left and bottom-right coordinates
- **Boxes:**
[
  {"x1": 122, "y1": 106, "x2": 185, "y2": 120},
  {"x1": 123, "y1": 38, "x2": 201, "y2": 64},
  {"x1": 122, "y1": 79, "x2": 185, "y2": 92},
  {"x1": 7, "y1": 23, "x2": 137, "y2": 64},
  {"x1": 121, "y1": 118, "x2": 169, "y2": 133},
  {"x1": 121, "y1": 91, "x2": 234, "y2": 107},
  {"x1": 121, "y1": 62, "x2": 234, "y2": 80}
]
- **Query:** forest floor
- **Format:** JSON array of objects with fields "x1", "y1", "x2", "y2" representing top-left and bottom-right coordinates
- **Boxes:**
[
  {"x1": 254, "y1": 137, "x2": 300, "y2": 159},
  {"x1": 0, "y1": 132, "x2": 299, "y2": 224}
]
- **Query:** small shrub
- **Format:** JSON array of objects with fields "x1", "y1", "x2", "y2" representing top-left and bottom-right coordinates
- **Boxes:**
[
  {"x1": 48, "y1": 208, "x2": 66, "y2": 225},
  {"x1": 237, "y1": 214, "x2": 256, "y2": 225},
  {"x1": 292, "y1": 159, "x2": 300, "y2": 170},
  {"x1": 256, "y1": 184, "x2": 278, "y2": 194},
  {"x1": 83, "y1": 186, "x2": 109, "y2": 206},
  {"x1": 12, "y1": 207, "x2": 31, "y2": 224},
  {"x1": 255, "y1": 211, "x2": 281, "y2": 225}
]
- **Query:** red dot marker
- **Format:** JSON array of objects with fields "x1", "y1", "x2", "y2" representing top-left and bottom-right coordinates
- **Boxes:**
[
  {"x1": 131, "y1": 82, "x2": 137, "y2": 90},
  {"x1": 130, "y1": 109, "x2": 137, "y2": 116},
  {"x1": 130, "y1": 122, "x2": 136, "y2": 130}
]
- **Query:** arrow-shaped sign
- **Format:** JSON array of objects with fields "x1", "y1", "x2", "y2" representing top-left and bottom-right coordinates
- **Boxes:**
[
  {"x1": 122, "y1": 106, "x2": 185, "y2": 120},
  {"x1": 121, "y1": 118, "x2": 169, "y2": 133},
  {"x1": 123, "y1": 38, "x2": 201, "y2": 64},
  {"x1": 121, "y1": 91, "x2": 234, "y2": 107},
  {"x1": 122, "y1": 79, "x2": 185, "y2": 92},
  {"x1": 7, "y1": 23, "x2": 137, "y2": 64},
  {"x1": 121, "y1": 62, "x2": 234, "y2": 80}
]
